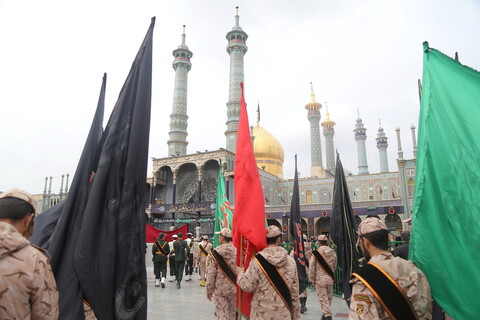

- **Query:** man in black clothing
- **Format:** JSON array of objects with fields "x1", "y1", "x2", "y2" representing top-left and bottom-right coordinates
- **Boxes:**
[
  {"x1": 173, "y1": 232, "x2": 189, "y2": 289},
  {"x1": 393, "y1": 230, "x2": 410, "y2": 260}
]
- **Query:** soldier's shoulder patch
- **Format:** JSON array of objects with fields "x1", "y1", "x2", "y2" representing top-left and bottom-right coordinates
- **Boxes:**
[
  {"x1": 356, "y1": 304, "x2": 364, "y2": 315},
  {"x1": 353, "y1": 293, "x2": 372, "y2": 303}
]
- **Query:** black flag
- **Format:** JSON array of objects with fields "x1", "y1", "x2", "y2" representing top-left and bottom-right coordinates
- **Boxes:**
[
  {"x1": 74, "y1": 18, "x2": 154, "y2": 320},
  {"x1": 35, "y1": 73, "x2": 106, "y2": 318},
  {"x1": 289, "y1": 155, "x2": 309, "y2": 294},
  {"x1": 29, "y1": 199, "x2": 65, "y2": 249},
  {"x1": 329, "y1": 153, "x2": 362, "y2": 305}
]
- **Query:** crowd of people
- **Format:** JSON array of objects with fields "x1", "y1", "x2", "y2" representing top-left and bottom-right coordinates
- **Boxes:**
[{"x1": 1, "y1": 188, "x2": 442, "y2": 320}]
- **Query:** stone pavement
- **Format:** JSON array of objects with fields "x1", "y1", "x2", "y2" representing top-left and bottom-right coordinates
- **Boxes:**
[{"x1": 146, "y1": 266, "x2": 350, "y2": 319}]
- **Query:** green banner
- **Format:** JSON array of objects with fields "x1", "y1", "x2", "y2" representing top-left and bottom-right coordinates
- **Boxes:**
[
  {"x1": 410, "y1": 42, "x2": 480, "y2": 320},
  {"x1": 213, "y1": 162, "x2": 233, "y2": 248}
]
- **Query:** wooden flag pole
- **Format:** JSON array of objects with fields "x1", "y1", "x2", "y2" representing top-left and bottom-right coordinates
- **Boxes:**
[{"x1": 237, "y1": 234, "x2": 244, "y2": 320}]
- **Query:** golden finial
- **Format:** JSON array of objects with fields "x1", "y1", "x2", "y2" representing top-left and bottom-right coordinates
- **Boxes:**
[
  {"x1": 325, "y1": 102, "x2": 330, "y2": 120},
  {"x1": 236, "y1": 6, "x2": 239, "y2": 15},
  {"x1": 310, "y1": 82, "x2": 316, "y2": 102}
]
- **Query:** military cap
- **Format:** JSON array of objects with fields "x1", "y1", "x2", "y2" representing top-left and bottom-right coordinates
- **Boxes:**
[
  {"x1": 317, "y1": 234, "x2": 328, "y2": 241},
  {"x1": 0, "y1": 188, "x2": 37, "y2": 213},
  {"x1": 266, "y1": 225, "x2": 283, "y2": 238},
  {"x1": 215, "y1": 228, "x2": 232, "y2": 238},
  {"x1": 358, "y1": 217, "x2": 388, "y2": 236}
]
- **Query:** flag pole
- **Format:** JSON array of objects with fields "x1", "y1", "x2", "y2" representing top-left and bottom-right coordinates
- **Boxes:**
[{"x1": 237, "y1": 234, "x2": 244, "y2": 320}]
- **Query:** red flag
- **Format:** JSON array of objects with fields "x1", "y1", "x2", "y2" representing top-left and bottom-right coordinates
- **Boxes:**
[
  {"x1": 145, "y1": 223, "x2": 189, "y2": 243},
  {"x1": 233, "y1": 82, "x2": 267, "y2": 318}
]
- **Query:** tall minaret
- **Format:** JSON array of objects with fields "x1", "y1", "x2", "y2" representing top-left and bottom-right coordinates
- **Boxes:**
[
  {"x1": 411, "y1": 124, "x2": 417, "y2": 158},
  {"x1": 306, "y1": 83, "x2": 324, "y2": 177},
  {"x1": 376, "y1": 120, "x2": 389, "y2": 173},
  {"x1": 354, "y1": 111, "x2": 369, "y2": 174},
  {"x1": 321, "y1": 102, "x2": 336, "y2": 173},
  {"x1": 225, "y1": 7, "x2": 248, "y2": 152},
  {"x1": 168, "y1": 25, "x2": 192, "y2": 157}
]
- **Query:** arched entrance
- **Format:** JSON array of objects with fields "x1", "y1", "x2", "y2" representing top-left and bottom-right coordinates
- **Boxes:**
[
  {"x1": 385, "y1": 213, "x2": 402, "y2": 234},
  {"x1": 267, "y1": 219, "x2": 282, "y2": 230},
  {"x1": 315, "y1": 217, "x2": 330, "y2": 236}
]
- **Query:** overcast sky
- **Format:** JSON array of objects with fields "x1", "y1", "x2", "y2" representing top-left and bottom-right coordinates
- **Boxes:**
[{"x1": 1, "y1": 0, "x2": 479, "y2": 195}]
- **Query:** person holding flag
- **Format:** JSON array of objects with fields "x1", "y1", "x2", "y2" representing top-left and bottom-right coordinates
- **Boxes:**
[
  {"x1": 232, "y1": 82, "x2": 268, "y2": 319},
  {"x1": 237, "y1": 225, "x2": 301, "y2": 319},
  {"x1": 289, "y1": 154, "x2": 310, "y2": 314},
  {"x1": 213, "y1": 160, "x2": 232, "y2": 249}
]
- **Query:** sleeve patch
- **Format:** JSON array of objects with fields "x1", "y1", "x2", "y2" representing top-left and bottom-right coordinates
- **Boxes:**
[{"x1": 353, "y1": 293, "x2": 372, "y2": 303}]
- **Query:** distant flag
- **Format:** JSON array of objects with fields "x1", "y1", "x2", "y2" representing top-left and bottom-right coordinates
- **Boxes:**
[
  {"x1": 289, "y1": 155, "x2": 309, "y2": 294},
  {"x1": 410, "y1": 42, "x2": 480, "y2": 320},
  {"x1": 73, "y1": 18, "x2": 155, "y2": 320},
  {"x1": 213, "y1": 160, "x2": 233, "y2": 248},
  {"x1": 39, "y1": 72, "x2": 106, "y2": 318},
  {"x1": 233, "y1": 82, "x2": 267, "y2": 318},
  {"x1": 329, "y1": 153, "x2": 362, "y2": 305}
]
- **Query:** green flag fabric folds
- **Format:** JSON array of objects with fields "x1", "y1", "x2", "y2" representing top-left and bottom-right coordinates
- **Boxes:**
[
  {"x1": 410, "y1": 42, "x2": 480, "y2": 320},
  {"x1": 213, "y1": 162, "x2": 232, "y2": 248}
]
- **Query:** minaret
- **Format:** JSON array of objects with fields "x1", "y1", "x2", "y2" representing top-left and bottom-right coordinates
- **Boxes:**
[
  {"x1": 306, "y1": 83, "x2": 324, "y2": 177},
  {"x1": 395, "y1": 127, "x2": 404, "y2": 160},
  {"x1": 376, "y1": 120, "x2": 389, "y2": 173},
  {"x1": 411, "y1": 124, "x2": 417, "y2": 158},
  {"x1": 354, "y1": 111, "x2": 369, "y2": 174},
  {"x1": 321, "y1": 102, "x2": 336, "y2": 173},
  {"x1": 168, "y1": 25, "x2": 192, "y2": 157},
  {"x1": 225, "y1": 7, "x2": 248, "y2": 152}
]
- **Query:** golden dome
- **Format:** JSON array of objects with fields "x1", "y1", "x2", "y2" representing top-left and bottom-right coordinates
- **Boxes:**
[
  {"x1": 252, "y1": 124, "x2": 284, "y2": 178},
  {"x1": 321, "y1": 111, "x2": 336, "y2": 127}
]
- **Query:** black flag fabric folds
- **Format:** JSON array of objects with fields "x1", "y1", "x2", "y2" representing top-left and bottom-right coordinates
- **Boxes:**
[
  {"x1": 289, "y1": 155, "x2": 309, "y2": 294},
  {"x1": 329, "y1": 153, "x2": 362, "y2": 305},
  {"x1": 30, "y1": 199, "x2": 65, "y2": 249},
  {"x1": 73, "y1": 18, "x2": 154, "y2": 320},
  {"x1": 42, "y1": 73, "x2": 106, "y2": 318}
]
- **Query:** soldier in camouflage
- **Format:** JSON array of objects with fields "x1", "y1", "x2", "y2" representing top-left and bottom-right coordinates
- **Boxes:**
[
  {"x1": 206, "y1": 228, "x2": 237, "y2": 320},
  {"x1": 309, "y1": 234, "x2": 337, "y2": 320},
  {"x1": 349, "y1": 217, "x2": 432, "y2": 319},
  {"x1": 198, "y1": 235, "x2": 212, "y2": 287},
  {"x1": 237, "y1": 225, "x2": 301, "y2": 320},
  {"x1": 0, "y1": 189, "x2": 59, "y2": 319}
]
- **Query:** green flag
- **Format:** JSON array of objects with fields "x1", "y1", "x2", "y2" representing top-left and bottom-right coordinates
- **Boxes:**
[
  {"x1": 213, "y1": 162, "x2": 233, "y2": 248},
  {"x1": 410, "y1": 42, "x2": 480, "y2": 320}
]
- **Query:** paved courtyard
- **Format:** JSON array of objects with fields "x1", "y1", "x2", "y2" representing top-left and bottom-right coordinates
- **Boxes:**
[{"x1": 146, "y1": 265, "x2": 350, "y2": 319}]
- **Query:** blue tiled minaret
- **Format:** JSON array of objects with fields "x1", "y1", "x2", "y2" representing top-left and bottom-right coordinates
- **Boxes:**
[
  {"x1": 168, "y1": 25, "x2": 192, "y2": 157},
  {"x1": 306, "y1": 83, "x2": 324, "y2": 177},
  {"x1": 354, "y1": 111, "x2": 369, "y2": 174},
  {"x1": 225, "y1": 7, "x2": 248, "y2": 152},
  {"x1": 376, "y1": 120, "x2": 389, "y2": 173},
  {"x1": 321, "y1": 103, "x2": 336, "y2": 173}
]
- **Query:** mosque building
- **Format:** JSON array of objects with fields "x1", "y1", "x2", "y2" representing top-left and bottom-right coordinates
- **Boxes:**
[{"x1": 146, "y1": 8, "x2": 418, "y2": 240}]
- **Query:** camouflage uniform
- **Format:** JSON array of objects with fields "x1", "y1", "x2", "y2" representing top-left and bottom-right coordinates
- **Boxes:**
[
  {"x1": 206, "y1": 241, "x2": 237, "y2": 320},
  {"x1": 199, "y1": 238, "x2": 212, "y2": 284},
  {"x1": 309, "y1": 241, "x2": 337, "y2": 318},
  {"x1": 349, "y1": 217, "x2": 432, "y2": 320},
  {"x1": 237, "y1": 246, "x2": 301, "y2": 320},
  {"x1": 349, "y1": 253, "x2": 432, "y2": 319},
  {"x1": 193, "y1": 239, "x2": 199, "y2": 273},
  {"x1": 0, "y1": 221, "x2": 59, "y2": 319}
]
